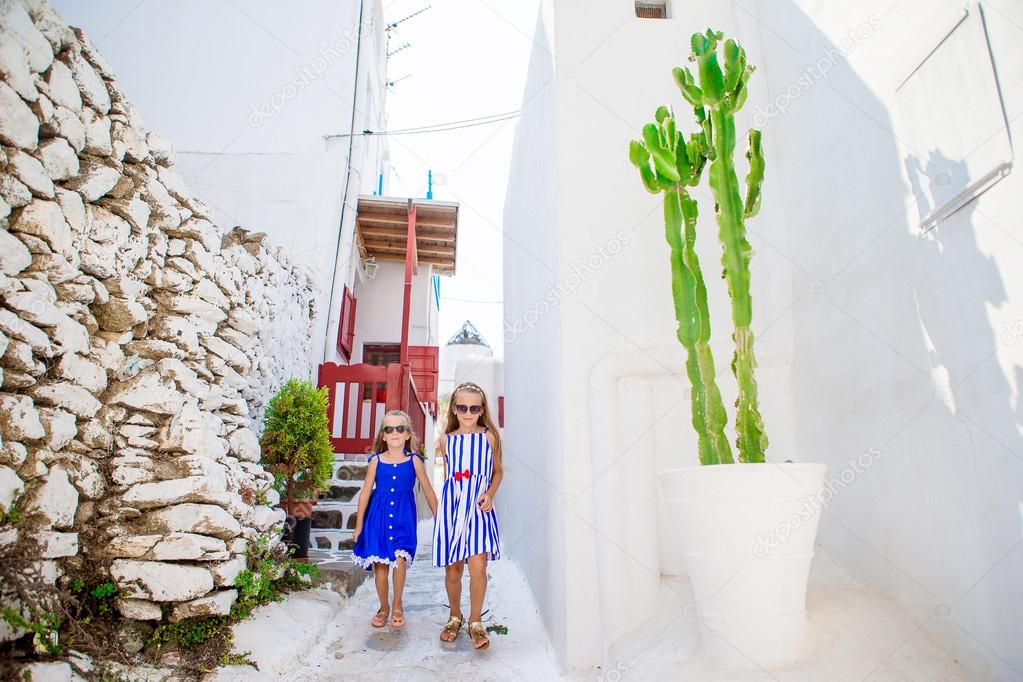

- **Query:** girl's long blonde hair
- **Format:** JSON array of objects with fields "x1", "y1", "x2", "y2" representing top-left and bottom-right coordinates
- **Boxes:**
[
  {"x1": 444, "y1": 382, "x2": 502, "y2": 459},
  {"x1": 372, "y1": 409, "x2": 423, "y2": 459}
]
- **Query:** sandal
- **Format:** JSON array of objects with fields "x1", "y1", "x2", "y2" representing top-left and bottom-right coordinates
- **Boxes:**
[
  {"x1": 390, "y1": 606, "x2": 405, "y2": 628},
  {"x1": 371, "y1": 607, "x2": 389, "y2": 628},
  {"x1": 439, "y1": 614, "x2": 464, "y2": 642},
  {"x1": 468, "y1": 621, "x2": 490, "y2": 650}
]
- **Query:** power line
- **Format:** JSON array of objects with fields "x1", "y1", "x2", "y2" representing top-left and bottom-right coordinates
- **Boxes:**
[
  {"x1": 336, "y1": 110, "x2": 521, "y2": 137},
  {"x1": 443, "y1": 296, "x2": 504, "y2": 304}
]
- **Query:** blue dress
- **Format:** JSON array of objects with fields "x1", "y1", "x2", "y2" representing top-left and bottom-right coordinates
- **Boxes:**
[
  {"x1": 352, "y1": 451, "x2": 421, "y2": 571},
  {"x1": 433, "y1": 431, "x2": 501, "y2": 566}
]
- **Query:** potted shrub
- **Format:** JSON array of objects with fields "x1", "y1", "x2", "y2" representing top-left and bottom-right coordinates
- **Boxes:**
[
  {"x1": 629, "y1": 29, "x2": 827, "y2": 669},
  {"x1": 260, "y1": 378, "x2": 334, "y2": 559}
]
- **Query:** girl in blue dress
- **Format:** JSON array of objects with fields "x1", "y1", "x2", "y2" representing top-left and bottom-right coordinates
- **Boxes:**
[
  {"x1": 353, "y1": 410, "x2": 438, "y2": 628},
  {"x1": 433, "y1": 382, "x2": 503, "y2": 649}
]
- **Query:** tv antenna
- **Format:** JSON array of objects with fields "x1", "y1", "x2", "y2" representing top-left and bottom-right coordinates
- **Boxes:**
[{"x1": 386, "y1": 5, "x2": 431, "y2": 33}]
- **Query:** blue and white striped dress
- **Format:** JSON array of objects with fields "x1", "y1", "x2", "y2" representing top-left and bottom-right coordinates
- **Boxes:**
[{"x1": 432, "y1": 430, "x2": 501, "y2": 566}]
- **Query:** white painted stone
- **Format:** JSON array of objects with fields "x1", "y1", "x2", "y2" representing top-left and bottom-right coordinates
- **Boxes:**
[
  {"x1": 0, "y1": 309, "x2": 51, "y2": 355},
  {"x1": 143, "y1": 502, "x2": 242, "y2": 540},
  {"x1": 248, "y1": 505, "x2": 286, "y2": 532},
  {"x1": 212, "y1": 555, "x2": 247, "y2": 587},
  {"x1": 0, "y1": 81, "x2": 37, "y2": 150},
  {"x1": 0, "y1": 393, "x2": 45, "y2": 441},
  {"x1": 123, "y1": 475, "x2": 231, "y2": 510},
  {"x1": 29, "y1": 465, "x2": 78, "y2": 528},
  {"x1": 37, "y1": 407, "x2": 76, "y2": 450},
  {"x1": 157, "y1": 293, "x2": 227, "y2": 335},
  {"x1": 110, "y1": 560, "x2": 214, "y2": 602},
  {"x1": 9, "y1": 149, "x2": 54, "y2": 197},
  {"x1": 54, "y1": 186, "x2": 86, "y2": 232},
  {"x1": 0, "y1": 1, "x2": 52, "y2": 73},
  {"x1": 155, "y1": 358, "x2": 208, "y2": 398},
  {"x1": 61, "y1": 454, "x2": 104, "y2": 499},
  {"x1": 0, "y1": 442, "x2": 28, "y2": 467},
  {"x1": 151, "y1": 314, "x2": 201, "y2": 354},
  {"x1": 106, "y1": 368, "x2": 184, "y2": 415},
  {"x1": 67, "y1": 51, "x2": 111, "y2": 113},
  {"x1": 54, "y1": 353, "x2": 107, "y2": 393},
  {"x1": 45, "y1": 59, "x2": 81, "y2": 111},
  {"x1": 0, "y1": 464, "x2": 24, "y2": 512},
  {"x1": 9, "y1": 199, "x2": 72, "y2": 256},
  {"x1": 37, "y1": 137, "x2": 79, "y2": 181},
  {"x1": 0, "y1": 173, "x2": 32, "y2": 209},
  {"x1": 0, "y1": 228, "x2": 32, "y2": 276},
  {"x1": 156, "y1": 166, "x2": 190, "y2": 203},
  {"x1": 94, "y1": 296, "x2": 147, "y2": 332},
  {"x1": 227, "y1": 308, "x2": 260, "y2": 335},
  {"x1": 194, "y1": 276, "x2": 230, "y2": 308},
  {"x1": 202, "y1": 335, "x2": 250, "y2": 373},
  {"x1": 111, "y1": 121, "x2": 148, "y2": 163},
  {"x1": 65, "y1": 159, "x2": 120, "y2": 202},
  {"x1": 147, "y1": 131, "x2": 173, "y2": 165},
  {"x1": 0, "y1": 41, "x2": 35, "y2": 102},
  {"x1": 16, "y1": 662, "x2": 72, "y2": 682},
  {"x1": 170, "y1": 590, "x2": 238, "y2": 625},
  {"x1": 101, "y1": 194, "x2": 150, "y2": 233},
  {"x1": 228, "y1": 428, "x2": 261, "y2": 463},
  {"x1": 37, "y1": 530, "x2": 78, "y2": 558},
  {"x1": 28, "y1": 383, "x2": 101, "y2": 419},
  {"x1": 81, "y1": 106, "x2": 112, "y2": 157},
  {"x1": 105, "y1": 532, "x2": 227, "y2": 560},
  {"x1": 114, "y1": 598, "x2": 162, "y2": 621},
  {"x1": 2, "y1": 338, "x2": 42, "y2": 374},
  {"x1": 47, "y1": 106, "x2": 86, "y2": 151}
]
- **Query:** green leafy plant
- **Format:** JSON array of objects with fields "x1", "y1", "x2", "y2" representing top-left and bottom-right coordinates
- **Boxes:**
[
  {"x1": 629, "y1": 28, "x2": 768, "y2": 465},
  {"x1": 259, "y1": 378, "x2": 334, "y2": 517}
]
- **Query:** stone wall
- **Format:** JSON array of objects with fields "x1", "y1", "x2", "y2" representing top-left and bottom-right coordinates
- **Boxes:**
[{"x1": 0, "y1": 0, "x2": 318, "y2": 631}]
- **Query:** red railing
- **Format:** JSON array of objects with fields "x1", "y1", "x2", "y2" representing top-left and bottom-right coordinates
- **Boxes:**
[
  {"x1": 404, "y1": 366, "x2": 427, "y2": 448},
  {"x1": 317, "y1": 362, "x2": 428, "y2": 457}
]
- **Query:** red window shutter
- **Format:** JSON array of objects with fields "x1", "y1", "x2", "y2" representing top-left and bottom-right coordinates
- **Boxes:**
[
  {"x1": 498, "y1": 396, "x2": 504, "y2": 428},
  {"x1": 336, "y1": 286, "x2": 357, "y2": 360}
]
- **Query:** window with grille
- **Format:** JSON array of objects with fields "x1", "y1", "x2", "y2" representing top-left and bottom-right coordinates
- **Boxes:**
[{"x1": 635, "y1": 1, "x2": 668, "y2": 19}]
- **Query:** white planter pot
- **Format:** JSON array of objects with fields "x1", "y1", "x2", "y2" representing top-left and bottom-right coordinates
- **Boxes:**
[{"x1": 658, "y1": 462, "x2": 827, "y2": 669}]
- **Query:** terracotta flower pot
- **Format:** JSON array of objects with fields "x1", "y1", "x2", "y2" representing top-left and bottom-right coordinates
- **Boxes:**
[{"x1": 286, "y1": 498, "x2": 315, "y2": 519}]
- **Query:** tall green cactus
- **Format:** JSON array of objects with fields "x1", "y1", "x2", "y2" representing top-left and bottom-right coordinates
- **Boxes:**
[
  {"x1": 629, "y1": 29, "x2": 769, "y2": 465},
  {"x1": 629, "y1": 107, "x2": 733, "y2": 465}
]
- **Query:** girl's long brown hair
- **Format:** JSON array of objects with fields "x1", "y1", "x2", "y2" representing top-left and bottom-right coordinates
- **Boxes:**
[
  {"x1": 372, "y1": 409, "x2": 423, "y2": 459},
  {"x1": 444, "y1": 382, "x2": 502, "y2": 460}
]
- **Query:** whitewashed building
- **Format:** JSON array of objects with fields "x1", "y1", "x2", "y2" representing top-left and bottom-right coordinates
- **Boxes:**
[{"x1": 503, "y1": 0, "x2": 1021, "y2": 677}]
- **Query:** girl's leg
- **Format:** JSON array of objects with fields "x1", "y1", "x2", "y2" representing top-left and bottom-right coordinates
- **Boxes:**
[
  {"x1": 467, "y1": 553, "x2": 488, "y2": 622},
  {"x1": 390, "y1": 557, "x2": 407, "y2": 626},
  {"x1": 444, "y1": 560, "x2": 465, "y2": 617},
  {"x1": 440, "y1": 560, "x2": 465, "y2": 642},
  {"x1": 373, "y1": 564, "x2": 390, "y2": 611}
]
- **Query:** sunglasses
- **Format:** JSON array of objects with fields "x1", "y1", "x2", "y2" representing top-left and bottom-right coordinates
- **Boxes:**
[
  {"x1": 454, "y1": 404, "x2": 483, "y2": 415},
  {"x1": 382, "y1": 425, "x2": 408, "y2": 434}
]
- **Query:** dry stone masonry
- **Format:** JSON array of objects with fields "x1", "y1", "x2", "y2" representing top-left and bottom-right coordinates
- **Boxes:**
[{"x1": 0, "y1": 0, "x2": 318, "y2": 636}]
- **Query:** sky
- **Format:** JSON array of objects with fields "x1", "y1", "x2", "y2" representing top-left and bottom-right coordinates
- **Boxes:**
[{"x1": 379, "y1": 0, "x2": 541, "y2": 358}]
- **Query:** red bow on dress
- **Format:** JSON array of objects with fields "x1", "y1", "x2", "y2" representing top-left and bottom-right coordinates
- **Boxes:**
[{"x1": 453, "y1": 469, "x2": 471, "y2": 481}]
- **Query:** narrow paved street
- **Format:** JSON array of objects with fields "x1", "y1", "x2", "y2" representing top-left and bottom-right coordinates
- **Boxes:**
[{"x1": 291, "y1": 520, "x2": 562, "y2": 681}]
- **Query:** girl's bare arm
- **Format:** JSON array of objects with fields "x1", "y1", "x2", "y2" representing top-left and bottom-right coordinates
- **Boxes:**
[
  {"x1": 352, "y1": 458, "x2": 378, "y2": 541},
  {"x1": 412, "y1": 456, "x2": 438, "y2": 516}
]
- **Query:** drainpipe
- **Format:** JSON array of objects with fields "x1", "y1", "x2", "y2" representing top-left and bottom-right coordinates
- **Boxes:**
[
  {"x1": 586, "y1": 346, "x2": 685, "y2": 662},
  {"x1": 322, "y1": 0, "x2": 367, "y2": 363}
]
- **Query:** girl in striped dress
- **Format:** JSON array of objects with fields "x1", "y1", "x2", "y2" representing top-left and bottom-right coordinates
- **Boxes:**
[{"x1": 433, "y1": 382, "x2": 503, "y2": 649}]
